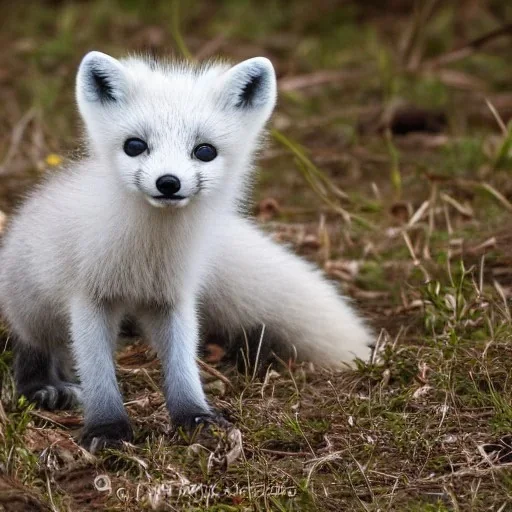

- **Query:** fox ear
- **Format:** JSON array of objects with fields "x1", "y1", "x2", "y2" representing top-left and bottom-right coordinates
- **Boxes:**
[
  {"x1": 76, "y1": 51, "x2": 128, "y2": 105},
  {"x1": 220, "y1": 57, "x2": 277, "y2": 115}
]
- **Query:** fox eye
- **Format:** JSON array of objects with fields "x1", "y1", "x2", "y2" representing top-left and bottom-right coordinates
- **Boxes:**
[
  {"x1": 193, "y1": 144, "x2": 217, "y2": 162},
  {"x1": 124, "y1": 138, "x2": 148, "y2": 157}
]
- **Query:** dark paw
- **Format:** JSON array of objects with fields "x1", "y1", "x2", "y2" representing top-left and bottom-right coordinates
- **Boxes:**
[
  {"x1": 173, "y1": 410, "x2": 233, "y2": 439},
  {"x1": 80, "y1": 419, "x2": 133, "y2": 454},
  {"x1": 20, "y1": 382, "x2": 82, "y2": 410},
  {"x1": 174, "y1": 411, "x2": 237, "y2": 454},
  {"x1": 193, "y1": 412, "x2": 233, "y2": 430}
]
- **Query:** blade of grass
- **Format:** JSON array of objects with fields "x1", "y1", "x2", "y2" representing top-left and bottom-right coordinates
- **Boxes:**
[
  {"x1": 170, "y1": 0, "x2": 194, "y2": 61},
  {"x1": 486, "y1": 98, "x2": 512, "y2": 170},
  {"x1": 385, "y1": 129, "x2": 401, "y2": 197},
  {"x1": 480, "y1": 183, "x2": 512, "y2": 212},
  {"x1": 297, "y1": 159, "x2": 377, "y2": 230},
  {"x1": 271, "y1": 129, "x2": 349, "y2": 200},
  {"x1": 272, "y1": 129, "x2": 376, "y2": 229},
  {"x1": 493, "y1": 125, "x2": 512, "y2": 170}
]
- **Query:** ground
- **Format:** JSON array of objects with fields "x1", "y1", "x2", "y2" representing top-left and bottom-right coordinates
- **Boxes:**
[{"x1": 1, "y1": 1, "x2": 512, "y2": 510}]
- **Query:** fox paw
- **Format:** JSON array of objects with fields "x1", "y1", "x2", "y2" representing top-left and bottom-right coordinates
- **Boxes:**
[
  {"x1": 173, "y1": 410, "x2": 233, "y2": 444},
  {"x1": 193, "y1": 412, "x2": 233, "y2": 431},
  {"x1": 21, "y1": 382, "x2": 82, "y2": 410},
  {"x1": 80, "y1": 419, "x2": 133, "y2": 454}
]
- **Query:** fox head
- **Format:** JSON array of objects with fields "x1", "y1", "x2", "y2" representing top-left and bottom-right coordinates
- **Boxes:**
[{"x1": 76, "y1": 51, "x2": 277, "y2": 209}]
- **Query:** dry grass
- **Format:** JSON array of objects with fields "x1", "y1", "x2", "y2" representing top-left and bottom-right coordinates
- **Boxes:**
[{"x1": 1, "y1": 1, "x2": 512, "y2": 510}]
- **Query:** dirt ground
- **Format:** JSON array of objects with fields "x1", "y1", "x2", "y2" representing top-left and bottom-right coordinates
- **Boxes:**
[{"x1": 1, "y1": 1, "x2": 512, "y2": 510}]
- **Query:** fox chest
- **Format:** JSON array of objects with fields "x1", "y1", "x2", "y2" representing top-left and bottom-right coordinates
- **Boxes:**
[{"x1": 79, "y1": 234, "x2": 192, "y2": 306}]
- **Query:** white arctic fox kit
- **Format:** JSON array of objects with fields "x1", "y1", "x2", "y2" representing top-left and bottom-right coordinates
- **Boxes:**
[{"x1": 0, "y1": 51, "x2": 373, "y2": 450}]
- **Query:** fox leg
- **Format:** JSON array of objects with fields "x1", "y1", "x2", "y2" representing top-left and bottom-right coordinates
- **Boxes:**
[
  {"x1": 14, "y1": 339, "x2": 81, "y2": 410},
  {"x1": 69, "y1": 295, "x2": 132, "y2": 452},
  {"x1": 139, "y1": 302, "x2": 227, "y2": 431}
]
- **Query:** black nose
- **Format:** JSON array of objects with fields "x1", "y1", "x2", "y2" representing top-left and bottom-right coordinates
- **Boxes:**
[{"x1": 155, "y1": 175, "x2": 181, "y2": 197}]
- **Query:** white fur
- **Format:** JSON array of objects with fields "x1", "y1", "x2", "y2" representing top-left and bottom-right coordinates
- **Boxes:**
[
  {"x1": 202, "y1": 216, "x2": 372, "y2": 365},
  {"x1": 0, "y1": 52, "x2": 372, "y2": 432}
]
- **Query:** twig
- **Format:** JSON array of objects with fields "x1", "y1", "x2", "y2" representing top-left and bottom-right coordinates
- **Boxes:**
[
  {"x1": 279, "y1": 70, "x2": 366, "y2": 92},
  {"x1": 0, "y1": 108, "x2": 36, "y2": 174},
  {"x1": 401, "y1": 0, "x2": 442, "y2": 69},
  {"x1": 29, "y1": 411, "x2": 71, "y2": 428},
  {"x1": 260, "y1": 448, "x2": 310, "y2": 457},
  {"x1": 195, "y1": 34, "x2": 226, "y2": 60},
  {"x1": 424, "y1": 23, "x2": 512, "y2": 69},
  {"x1": 485, "y1": 98, "x2": 508, "y2": 136},
  {"x1": 197, "y1": 358, "x2": 233, "y2": 389},
  {"x1": 416, "y1": 461, "x2": 512, "y2": 484}
]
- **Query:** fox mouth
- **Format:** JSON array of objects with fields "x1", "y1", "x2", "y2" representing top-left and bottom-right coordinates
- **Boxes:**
[
  {"x1": 151, "y1": 194, "x2": 187, "y2": 201},
  {"x1": 147, "y1": 194, "x2": 192, "y2": 208}
]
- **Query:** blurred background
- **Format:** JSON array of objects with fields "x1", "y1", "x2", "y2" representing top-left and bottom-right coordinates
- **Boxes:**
[
  {"x1": 1, "y1": 1, "x2": 512, "y2": 510},
  {"x1": 2, "y1": 0, "x2": 512, "y2": 328},
  {"x1": 1, "y1": 1, "x2": 511, "y2": 207}
]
